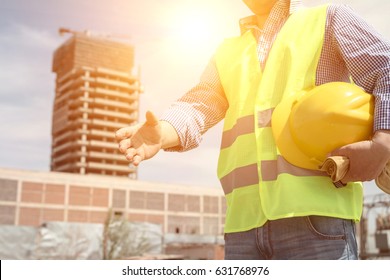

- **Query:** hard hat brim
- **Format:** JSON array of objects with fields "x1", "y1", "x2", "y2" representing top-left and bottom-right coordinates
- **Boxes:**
[{"x1": 272, "y1": 91, "x2": 321, "y2": 170}]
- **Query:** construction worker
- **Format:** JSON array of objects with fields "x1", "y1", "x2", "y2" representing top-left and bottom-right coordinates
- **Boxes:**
[{"x1": 116, "y1": 0, "x2": 390, "y2": 259}]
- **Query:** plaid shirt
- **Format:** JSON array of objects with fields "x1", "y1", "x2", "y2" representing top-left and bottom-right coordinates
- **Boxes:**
[{"x1": 162, "y1": 0, "x2": 390, "y2": 151}]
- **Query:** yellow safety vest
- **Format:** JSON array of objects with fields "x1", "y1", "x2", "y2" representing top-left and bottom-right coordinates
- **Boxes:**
[{"x1": 216, "y1": 5, "x2": 363, "y2": 233}]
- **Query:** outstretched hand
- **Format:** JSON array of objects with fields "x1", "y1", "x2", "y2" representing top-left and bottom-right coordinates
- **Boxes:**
[{"x1": 116, "y1": 111, "x2": 162, "y2": 166}]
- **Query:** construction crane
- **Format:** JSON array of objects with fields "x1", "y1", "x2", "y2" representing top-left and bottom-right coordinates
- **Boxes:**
[{"x1": 58, "y1": 27, "x2": 131, "y2": 41}]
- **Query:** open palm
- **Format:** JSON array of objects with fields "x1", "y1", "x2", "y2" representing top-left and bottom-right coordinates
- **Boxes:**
[{"x1": 116, "y1": 111, "x2": 162, "y2": 166}]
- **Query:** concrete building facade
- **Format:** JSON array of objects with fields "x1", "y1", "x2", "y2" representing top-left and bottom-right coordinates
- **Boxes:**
[{"x1": 51, "y1": 32, "x2": 142, "y2": 178}]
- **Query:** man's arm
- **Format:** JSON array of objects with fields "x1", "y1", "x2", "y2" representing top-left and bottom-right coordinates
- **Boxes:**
[
  {"x1": 116, "y1": 56, "x2": 228, "y2": 165},
  {"x1": 160, "y1": 56, "x2": 228, "y2": 152},
  {"x1": 329, "y1": 4, "x2": 390, "y2": 183}
]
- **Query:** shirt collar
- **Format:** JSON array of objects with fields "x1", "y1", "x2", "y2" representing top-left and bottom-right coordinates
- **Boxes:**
[{"x1": 239, "y1": 0, "x2": 303, "y2": 34}]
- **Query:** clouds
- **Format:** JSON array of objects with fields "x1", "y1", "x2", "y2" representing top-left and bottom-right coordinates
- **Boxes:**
[
  {"x1": 0, "y1": 22, "x2": 59, "y2": 100},
  {"x1": 1, "y1": 23, "x2": 60, "y2": 49},
  {"x1": 0, "y1": 25, "x2": 56, "y2": 103},
  {"x1": 0, "y1": 22, "x2": 57, "y2": 171}
]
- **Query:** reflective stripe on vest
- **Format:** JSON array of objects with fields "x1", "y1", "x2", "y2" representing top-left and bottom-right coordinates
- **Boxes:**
[{"x1": 215, "y1": 5, "x2": 363, "y2": 233}]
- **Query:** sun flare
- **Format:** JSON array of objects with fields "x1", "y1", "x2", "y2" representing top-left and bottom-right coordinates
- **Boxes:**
[{"x1": 168, "y1": 8, "x2": 224, "y2": 52}]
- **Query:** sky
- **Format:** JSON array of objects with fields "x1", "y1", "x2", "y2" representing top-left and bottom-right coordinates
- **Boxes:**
[{"x1": 0, "y1": 0, "x2": 389, "y2": 200}]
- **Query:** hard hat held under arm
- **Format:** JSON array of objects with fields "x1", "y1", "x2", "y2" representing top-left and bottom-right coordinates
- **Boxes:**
[{"x1": 272, "y1": 82, "x2": 374, "y2": 170}]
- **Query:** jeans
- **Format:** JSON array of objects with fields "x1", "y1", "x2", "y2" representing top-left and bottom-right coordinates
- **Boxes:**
[{"x1": 224, "y1": 216, "x2": 358, "y2": 260}]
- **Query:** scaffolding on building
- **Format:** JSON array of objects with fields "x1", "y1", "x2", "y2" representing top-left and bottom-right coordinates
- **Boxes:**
[{"x1": 51, "y1": 28, "x2": 142, "y2": 178}]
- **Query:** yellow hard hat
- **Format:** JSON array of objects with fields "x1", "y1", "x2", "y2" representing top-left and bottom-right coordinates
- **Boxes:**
[{"x1": 272, "y1": 82, "x2": 374, "y2": 170}]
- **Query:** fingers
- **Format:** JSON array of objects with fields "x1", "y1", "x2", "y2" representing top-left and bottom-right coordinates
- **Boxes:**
[
  {"x1": 124, "y1": 148, "x2": 136, "y2": 161},
  {"x1": 115, "y1": 126, "x2": 135, "y2": 141},
  {"x1": 116, "y1": 111, "x2": 159, "y2": 166},
  {"x1": 124, "y1": 149, "x2": 144, "y2": 166},
  {"x1": 118, "y1": 138, "x2": 131, "y2": 153},
  {"x1": 132, "y1": 155, "x2": 143, "y2": 166},
  {"x1": 118, "y1": 139, "x2": 145, "y2": 166},
  {"x1": 119, "y1": 145, "x2": 144, "y2": 166}
]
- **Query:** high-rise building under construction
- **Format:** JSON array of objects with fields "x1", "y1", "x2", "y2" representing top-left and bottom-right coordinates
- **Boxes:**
[{"x1": 51, "y1": 29, "x2": 141, "y2": 178}]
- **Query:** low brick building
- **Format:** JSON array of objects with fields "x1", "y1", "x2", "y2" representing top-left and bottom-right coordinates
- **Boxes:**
[{"x1": 0, "y1": 168, "x2": 225, "y2": 236}]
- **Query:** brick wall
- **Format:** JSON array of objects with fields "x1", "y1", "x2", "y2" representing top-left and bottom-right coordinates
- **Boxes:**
[{"x1": 0, "y1": 170, "x2": 225, "y2": 236}]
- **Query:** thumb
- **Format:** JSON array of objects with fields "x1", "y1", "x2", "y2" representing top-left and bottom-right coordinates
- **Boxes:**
[{"x1": 145, "y1": 111, "x2": 159, "y2": 126}]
